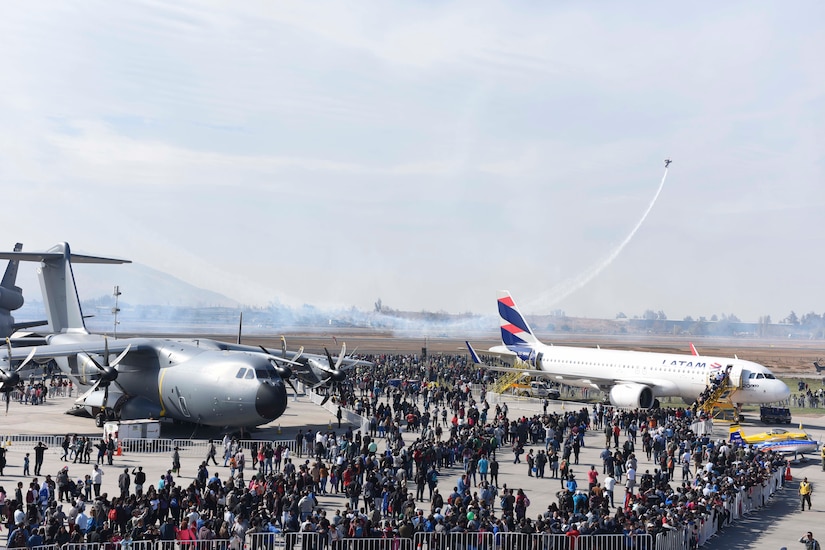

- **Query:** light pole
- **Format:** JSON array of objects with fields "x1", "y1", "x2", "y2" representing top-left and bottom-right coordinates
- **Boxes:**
[{"x1": 112, "y1": 285, "x2": 121, "y2": 338}]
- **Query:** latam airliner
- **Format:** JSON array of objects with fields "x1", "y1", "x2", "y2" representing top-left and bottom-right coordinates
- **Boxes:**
[{"x1": 467, "y1": 291, "x2": 790, "y2": 408}]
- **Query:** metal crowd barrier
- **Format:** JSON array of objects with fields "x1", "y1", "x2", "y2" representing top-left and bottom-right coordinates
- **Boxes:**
[
  {"x1": 51, "y1": 540, "x2": 233, "y2": 550},
  {"x1": 413, "y1": 531, "x2": 495, "y2": 550},
  {"x1": 247, "y1": 532, "x2": 323, "y2": 550},
  {"x1": 654, "y1": 528, "x2": 688, "y2": 550},
  {"x1": 0, "y1": 435, "x2": 300, "y2": 457},
  {"x1": 335, "y1": 537, "x2": 413, "y2": 550}
]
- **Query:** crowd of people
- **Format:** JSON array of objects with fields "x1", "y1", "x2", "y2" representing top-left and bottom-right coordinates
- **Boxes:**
[{"x1": 0, "y1": 352, "x2": 791, "y2": 549}]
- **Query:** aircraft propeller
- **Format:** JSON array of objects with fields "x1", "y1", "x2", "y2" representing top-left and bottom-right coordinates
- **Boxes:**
[
  {"x1": 310, "y1": 344, "x2": 349, "y2": 405},
  {"x1": 0, "y1": 339, "x2": 37, "y2": 414},
  {"x1": 82, "y1": 337, "x2": 131, "y2": 414},
  {"x1": 258, "y1": 345, "x2": 300, "y2": 394}
]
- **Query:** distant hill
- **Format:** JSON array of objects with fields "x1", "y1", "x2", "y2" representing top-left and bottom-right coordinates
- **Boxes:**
[
  {"x1": 75, "y1": 262, "x2": 239, "y2": 307},
  {"x1": 17, "y1": 262, "x2": 240, "y2": 308}
]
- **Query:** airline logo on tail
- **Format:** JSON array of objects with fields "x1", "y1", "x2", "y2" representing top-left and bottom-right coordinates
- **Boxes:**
[{"x1": 497, "y1": 291, "x2": 540, "y2": 348}]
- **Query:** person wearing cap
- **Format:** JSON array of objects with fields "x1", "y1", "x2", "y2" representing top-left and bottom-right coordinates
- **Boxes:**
[{"x1": 800, "y1": 477, "x2": 814, "y2": 511}]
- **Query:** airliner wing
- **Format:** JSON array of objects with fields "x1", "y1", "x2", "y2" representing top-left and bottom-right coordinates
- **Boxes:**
[
  {"x1": 467, "y1": 342, "x2": 680, "y2": 395},
  {"x1": 465, "y1": 341, "x2": 519, "y2": 367}
]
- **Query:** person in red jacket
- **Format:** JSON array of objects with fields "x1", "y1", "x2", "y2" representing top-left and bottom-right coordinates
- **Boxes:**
[{"x1": 176, "y1": 519, "x2": 197, "y2": 546}]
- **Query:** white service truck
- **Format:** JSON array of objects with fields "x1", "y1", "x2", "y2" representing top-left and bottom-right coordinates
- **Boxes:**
[{"x1": 103, "y1": 419, "x2": 161, "y2": 441}]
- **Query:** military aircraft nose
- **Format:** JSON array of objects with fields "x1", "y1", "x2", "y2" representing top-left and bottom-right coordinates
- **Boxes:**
[{"x1": 256, "y1": 381, "x2": 287, "y2": 422}]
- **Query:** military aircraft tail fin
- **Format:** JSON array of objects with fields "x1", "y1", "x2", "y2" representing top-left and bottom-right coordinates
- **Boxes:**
[
  {"x1": 814, "y1": 361, "x2": 825, "y2": 374},
  {"x1": 0, "y1": 242, "x2": 130, "y2": 334},
  {"x1": 0, "y1": 243, "x2": 23, "y2": 291}
]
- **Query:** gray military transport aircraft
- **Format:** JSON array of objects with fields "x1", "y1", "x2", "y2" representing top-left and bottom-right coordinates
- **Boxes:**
[{"x1": 0, "y1": 242, "x2": 360, "y2": 430}]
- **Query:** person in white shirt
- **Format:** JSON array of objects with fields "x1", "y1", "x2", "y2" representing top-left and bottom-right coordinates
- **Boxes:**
[
  {"x1": 603, "y1": 474, "x2": 616, "y2": 507},
  {"x1": 90, "y1": 465, "x2": 104, "y2": 497},
  {"x1": 625, "y1": 467, "x2": 636, "y2": 493}
]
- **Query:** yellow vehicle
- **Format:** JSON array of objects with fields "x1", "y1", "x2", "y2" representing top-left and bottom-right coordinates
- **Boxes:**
[{"x1": 729, "y1": 424, "x2": 810, "y2": 444}]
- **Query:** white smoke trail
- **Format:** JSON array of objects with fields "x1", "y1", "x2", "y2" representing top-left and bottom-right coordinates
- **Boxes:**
[{"x1": 525, "y1": 165, "x2": 670, "y2": 312}]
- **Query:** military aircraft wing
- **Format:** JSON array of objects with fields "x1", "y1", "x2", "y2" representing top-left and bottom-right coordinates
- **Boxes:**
[{"x1": 2, "y1": 338, "x2": 154, "y2": 364}]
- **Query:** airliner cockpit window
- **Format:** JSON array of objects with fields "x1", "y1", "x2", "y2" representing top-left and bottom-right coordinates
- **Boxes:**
[
  {"x1": 244, "y1": 369, "x2": 255, "y2": 379},
  {"x1": 756, "y1": 373, "x2": 764, "y2": 379},
  {"x1": 764, "y1": 373, "x2": 776, "y2": 379},
  {"x1": 236, "y1": 368, "x2": 247, "y2": 379}
]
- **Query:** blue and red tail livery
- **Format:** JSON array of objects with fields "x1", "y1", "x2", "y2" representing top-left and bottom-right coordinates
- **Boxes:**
[{"x1": 497, "y1": 291, "x2": 540, "y2": 348}]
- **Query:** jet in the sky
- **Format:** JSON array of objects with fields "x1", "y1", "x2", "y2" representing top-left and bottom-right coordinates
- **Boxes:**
[
  {"x1": 0, "y1": 242, "x2": 344, "y2": 429},
  {"x1": 467, "y1": 291, "x2": 790, "y2": 408},
  {"x1": 664, "y1": 159, "x2": 672, "y2": 168}
]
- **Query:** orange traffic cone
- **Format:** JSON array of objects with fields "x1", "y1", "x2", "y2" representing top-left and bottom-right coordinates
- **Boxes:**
[
  {"x1": 116, "y1": 442, "x2": 122, "y2": 456},
  {"x1": 784, "y1": 461, "x2": 792, "y2": 481}
]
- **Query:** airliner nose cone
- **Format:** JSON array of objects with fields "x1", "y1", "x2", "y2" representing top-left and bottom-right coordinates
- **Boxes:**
[
  {"x1": 777, "y1": 381, "x2": 791, "y2": 401},
  {"x1": 256, "y1": 381, "x2": 287, "y2": 421}
]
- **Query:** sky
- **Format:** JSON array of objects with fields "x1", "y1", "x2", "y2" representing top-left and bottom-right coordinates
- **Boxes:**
[{"x1": 1, "y1": 1, "x2": 823, "y2": 323}]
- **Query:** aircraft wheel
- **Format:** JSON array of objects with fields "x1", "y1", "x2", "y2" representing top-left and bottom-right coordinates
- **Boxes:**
[
  {"x1": 519, "y1": 391, "x2": 529, "y2": 397},
  {"x1": 95, "y1": 413, "x2": 105, "y2": 428}
]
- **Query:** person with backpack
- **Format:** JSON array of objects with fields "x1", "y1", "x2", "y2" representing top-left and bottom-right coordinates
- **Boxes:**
[{"x1": 426, "y1": 465, "x2": 439, "y2": 500}]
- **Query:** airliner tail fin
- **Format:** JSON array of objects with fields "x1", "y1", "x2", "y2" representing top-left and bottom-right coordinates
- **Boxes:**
[{"x1": 497, "y1": 291, "x2": 541, "y2": 347}]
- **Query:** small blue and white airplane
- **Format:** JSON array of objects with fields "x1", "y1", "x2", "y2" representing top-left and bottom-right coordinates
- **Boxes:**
[
  {"x1": 729, "y1": 425, "x2": 818, "y2": 458},
  {"x1": 467, "y1": 291, "x2": 791, "y2": 409}
]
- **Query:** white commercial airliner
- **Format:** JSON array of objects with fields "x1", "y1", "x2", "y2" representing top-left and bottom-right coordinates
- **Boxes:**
[{"x1": 467, "y1": 291, "x2": 791, "y2": 408}]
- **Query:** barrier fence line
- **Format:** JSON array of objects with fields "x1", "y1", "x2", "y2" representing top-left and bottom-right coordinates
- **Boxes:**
[
  {"x1": 247, "y1": 531, "x2": 321, "y2": 550},
  {"x1": 0, "y1": 436, "x2": 302, "y2": 457},
  {"x1": 413, "y1": 531, "x2": 495, "y2": 550}
]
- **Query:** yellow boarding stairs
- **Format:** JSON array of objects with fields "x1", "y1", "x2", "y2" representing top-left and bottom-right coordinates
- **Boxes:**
[
  {"x1": 492, "y1": 371, "x2": 525, "y2": 394},
  {"x1": 698, "y1": 371, "x2": 740, "y2": 422}
]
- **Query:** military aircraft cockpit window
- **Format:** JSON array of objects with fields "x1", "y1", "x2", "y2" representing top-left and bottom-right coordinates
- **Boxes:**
[
  {"x1": 256, "y1": 368, "x2": 276, "y2": 381},
  {"x1": 244, "y1": 369, "x2": 255, "y2": 379},
  {"x1": 236, "y1": 368, "x2": 247, "y2": 379}
]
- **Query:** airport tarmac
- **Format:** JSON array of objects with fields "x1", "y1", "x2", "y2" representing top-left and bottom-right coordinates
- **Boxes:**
[{"x1": 1, "y1": 392, "x2": 824, "y2": 550}]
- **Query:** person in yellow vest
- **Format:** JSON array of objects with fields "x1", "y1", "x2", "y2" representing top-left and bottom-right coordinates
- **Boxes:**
[
  {"x1": 800, "y1": 477, "x2": 813, "y2": 511},
  {"x1": 821, "y1": 446, "x2": 825, "y2": 471}
]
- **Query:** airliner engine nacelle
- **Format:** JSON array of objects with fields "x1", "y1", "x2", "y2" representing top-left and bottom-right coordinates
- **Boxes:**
[
  {"x1": 609, "y1": 383, "x2": 655, "y2": 409},
  {"x1": 0, "y1": 287, "x2": 23, "y2": 311}
]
